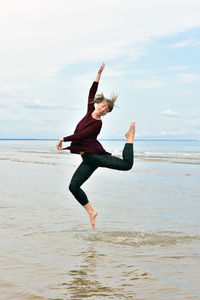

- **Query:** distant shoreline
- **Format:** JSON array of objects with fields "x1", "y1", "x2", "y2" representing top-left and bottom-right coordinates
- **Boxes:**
[{"x1": 0, "y1": 138, "x2": 198, "y2": 142}]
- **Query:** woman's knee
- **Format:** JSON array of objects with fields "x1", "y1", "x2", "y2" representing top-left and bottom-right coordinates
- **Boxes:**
[
  {"x1": 123, "y1": 161, "x2": 133, "y2": 171},
  {"x1": 69, "y1": 181, "x2": 79, "y2": 194}
]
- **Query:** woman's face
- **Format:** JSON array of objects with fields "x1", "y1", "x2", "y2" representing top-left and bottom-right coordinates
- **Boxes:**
[{"x1": 97, "y1": 101, "x2": 109, "y2": 116}]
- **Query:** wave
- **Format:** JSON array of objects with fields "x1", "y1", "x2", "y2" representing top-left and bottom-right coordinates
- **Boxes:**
[
  {"x1": 111, "y1": 150, "x2": 200, "y2": 164},
  {"x1": 79, "y1": 231, "x2": 200, "y2": 247},
  {"x1": 0, "y1": 157, "x2": 57, "y2": 165},
  {"x1": 137, "y1": 151, "x2": 200, "y2": 158},
  {"x1": 1, "y1": 148, "x2": 200, "y2": 165}
]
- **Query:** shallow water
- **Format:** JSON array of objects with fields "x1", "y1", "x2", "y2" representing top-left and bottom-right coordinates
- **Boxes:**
[{"x1": 0, "y1": 140, "x2": 200, "y2": 299}]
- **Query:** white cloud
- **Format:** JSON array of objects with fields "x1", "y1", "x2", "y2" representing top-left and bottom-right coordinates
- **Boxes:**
[
  {"x1": 72, "y1": 42, "x2": 146, "y2": 64},
  {"x1": 0, "y1": 116, "x2": 29, "y2": 121},
  {"x1": 0, "y1": 83, "x2": 28, "y2": 93},
  {"x1": 0, "y1": 103, "x2": 8, "y2": 108},
  {"x1": 128, "y1": 69, "x2": 154, "y2": 76},
  {"x1": 131, "y1": 79, "x2": 164, "y2": 89},
  {"x1": 177, "y1": 73, "x2": 200, "y2": 83},
  {"x1": 167, "y1": 40, "x2": 192, "y2": 48},
  {"x1": 174, "y1": 89, "x2": 197, "y2": 96},
  {"x1": 159, "y1": 130, "x2": 188, "y2": 136},
  {"x1": 103, "y1": 69, "x2": 126, "y2": 78},
  {"x1": 167, "y1": 65, "x2": 190, "y2": 71},
  {"x1": 43, "y1": 67, "x2": 61, "y2": 78},
  {"x1": 166, "y1": 39, "x2": 200, "y2": 48},
  {"x1": 68, "y1": 105, "x2": 82, "y2": 110},
  {"x1": 21, "y1": 99, "x2": 63, "y2": 109},
  {"x1": 1, "y1": 0, "x2": 200, "y2": 80},
  {"x1": 37, "y1": 116, "x2": 56, "y2": 123},
  {"x1": 160, "y1": 109, "x2": 180, "y2": 117}
]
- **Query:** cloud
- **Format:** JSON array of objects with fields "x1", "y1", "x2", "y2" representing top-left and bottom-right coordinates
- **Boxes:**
[
  {"x1": 0, "y1": 83, "x2": 28, "y2": 93},
  {"x1": 174, "y1": 89, "x2": 197, "y2": 96},
  {"x1": 167, "y1": 65, "x2": 190, "y2": 71},
  {"x1": 72, "y1": 42, "x2": 146, "y2": 64},
  {"x1": 131, "y1": 79, "x2": 164, "y2": 89},
  {"x1": 43, "y1": 67, "x2": 61, "y2": 77},
  {"x1": 159, "y1": 130, "x2": 188, "y2": 136},
  {"x1": 128, "y1": 69, "x2": 154, "y2": 76},
  {"x1": 158, "y1": 110, "x2": 199, "y2": 123},
  {"x1": 0, "y1": 116, "x2": 29, "y2": 121},
  {"x1": 160, "y1": 109, "x2": 180, "y2": 117},
  {"x1": 177, "y1": 73, "x2": 200, "y2": 83},
  {"x1": 22, "y1": 99, "x2": 63, "y2": 109},
  {"x1": 37, "y1": 116, "x2": 57, "y2": 123},
  {"x1": 0, "y1": 103, "x2": 8, "y2": 108},
  {"x1": 102, "y1": 69, "x2": 126, "y2": 78},
  {"x1": 68, "y1": 105, "x2": 82, "y2": 110},
  {"x1": 1, "y1": 0, "x2": 200, "y2": 80},
  {"x1": 166, "y1": 39, "x2": 200, "y2": 48}
]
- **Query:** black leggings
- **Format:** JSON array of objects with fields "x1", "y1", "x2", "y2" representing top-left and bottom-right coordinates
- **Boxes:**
[{"x1": 69, "y1": 143, "x2": 134, "y2": 206}]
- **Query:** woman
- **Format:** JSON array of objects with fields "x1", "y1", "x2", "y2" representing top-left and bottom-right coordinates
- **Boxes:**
[{"x1": 56, "y1": 63, "x2": 135, "y2": 229}]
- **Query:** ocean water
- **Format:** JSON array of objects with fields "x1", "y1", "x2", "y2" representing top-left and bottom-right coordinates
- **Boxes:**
[{"x1": 0, "y1": 139, "x2": 200, "y2": 299}]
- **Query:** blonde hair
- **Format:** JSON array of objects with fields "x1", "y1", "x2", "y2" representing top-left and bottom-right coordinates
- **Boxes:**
[{"x1": 89, "y1": 92, "x2": 118, "y2": 112}]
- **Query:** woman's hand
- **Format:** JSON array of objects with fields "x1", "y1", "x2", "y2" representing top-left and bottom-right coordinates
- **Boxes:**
[
  {"x1": 95, "y1": 63, "x2": 105, "y2": 82},
  {"x1": 56, "y1": 138, "x2": 63, "y2": 151},
  {"x1": 98, "y1": 62, "x2": 105, "y2": 74}
]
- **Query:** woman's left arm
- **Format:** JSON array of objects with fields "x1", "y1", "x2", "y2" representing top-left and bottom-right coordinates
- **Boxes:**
[
  {"x1": 88, "y1": 63, "x2": 105, "y2": 99},
  {"x1": 95, "y1": 62, "x2": 105, "y2": 82},
  {"x1": 87, "y1": 62, "x2": 105, "y2": 112}
]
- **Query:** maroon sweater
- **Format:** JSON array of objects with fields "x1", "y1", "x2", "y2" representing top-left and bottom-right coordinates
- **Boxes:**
[{"x1": 63, "y1": 81, "x2": 110, "y2": 154}]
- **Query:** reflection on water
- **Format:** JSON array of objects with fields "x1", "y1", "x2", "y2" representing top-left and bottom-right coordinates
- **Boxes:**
[
  {"x1": 62, "y1": 249, "x2": 116, "y2": 299},
  {"x1": 60, "y1": 247, "x2": 145, "y2": 299}
]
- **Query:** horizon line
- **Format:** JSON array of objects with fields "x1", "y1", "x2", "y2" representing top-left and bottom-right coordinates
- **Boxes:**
[{"x1": 0, "y1": 138, "x2": 198, "y2": 142}]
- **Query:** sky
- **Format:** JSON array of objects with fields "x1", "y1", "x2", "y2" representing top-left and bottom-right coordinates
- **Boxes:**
[{"x1": 0, "y1": 0, "x2": 200, "y2": 140}]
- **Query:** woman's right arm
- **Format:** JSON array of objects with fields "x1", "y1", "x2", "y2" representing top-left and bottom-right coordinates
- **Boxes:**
[
  {"x1": 63, "y1": 122, "x2": 100, "y2": 142},
  {"x1": 56, "y1": 122, "x2": 101, "y2": 151},
  {"x1": 56, "y1": 138, "x2": 64, "y2": 150}
]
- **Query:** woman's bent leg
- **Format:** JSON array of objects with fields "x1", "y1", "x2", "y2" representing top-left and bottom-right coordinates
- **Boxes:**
[
  {"x1": 69, "y1": 161, "x2": 97, "y2": 206},
  {"x1": 92, "y1": 143, "x2": 134, "y2": 171},
  {"x1": 69, "y1": 160, "x2": 98, "y2": 229}
]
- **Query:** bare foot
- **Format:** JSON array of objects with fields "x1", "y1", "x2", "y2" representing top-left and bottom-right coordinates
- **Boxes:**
[
  {"x1": 83, "y1": 203, "x2": 98, "y2": 229},
  {"x1": 89, "y1": 210, "x2": 98, "y2": 229},
  {"x1": 125, "y1": 122, "x2": 135, "y2": 139}
]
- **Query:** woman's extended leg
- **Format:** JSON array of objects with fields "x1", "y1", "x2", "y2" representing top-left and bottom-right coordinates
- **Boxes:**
[
  {"x1": 68, "y1": 161, "x2": 98, "y2": 229},
  {"x1": 83, "y1": 122, "x2": 135, "y2": 171}
]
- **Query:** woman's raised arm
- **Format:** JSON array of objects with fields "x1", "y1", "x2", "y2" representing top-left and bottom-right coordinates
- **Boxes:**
[
  {"x1": 88, "y1": 63, "x2": 105, "y2": 100},
  {"x1": 95, "y1": 62, "x2": 105, "y2": 82},
  {"x1": 87, "y1": 63, "x2": 105, "y2": 111}
]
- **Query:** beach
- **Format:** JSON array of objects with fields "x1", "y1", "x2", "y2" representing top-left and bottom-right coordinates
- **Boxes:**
[{"x1": 0, "y1": 139, "x2": 200, "y2": 299}]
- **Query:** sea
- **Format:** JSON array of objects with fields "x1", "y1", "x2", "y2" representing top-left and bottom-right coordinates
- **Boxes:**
[{"x1": 0, "y1": 139, "x2": 199, "y2": 300}]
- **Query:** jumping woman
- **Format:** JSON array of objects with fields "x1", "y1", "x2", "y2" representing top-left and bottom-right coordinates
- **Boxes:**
[{"x1": 56, "y1": 63, "x2": 135, "y2": 229}]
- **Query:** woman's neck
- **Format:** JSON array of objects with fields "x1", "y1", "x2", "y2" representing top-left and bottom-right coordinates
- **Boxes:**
[{"x1": 91, "y1": 111, "x2": 101, "y2": 120}]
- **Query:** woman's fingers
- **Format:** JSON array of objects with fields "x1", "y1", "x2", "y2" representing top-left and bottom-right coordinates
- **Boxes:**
[
  {"x1": 98, "y1": 62, "x2": 105, "y2": 73},
  {"x1": 56, "y1": 140, "x2": 62, "y2": 151}
]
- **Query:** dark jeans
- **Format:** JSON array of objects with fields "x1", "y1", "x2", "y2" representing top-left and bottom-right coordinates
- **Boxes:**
[{"x1": 69, "y1": 143, "x2": 134, "y2": 206}]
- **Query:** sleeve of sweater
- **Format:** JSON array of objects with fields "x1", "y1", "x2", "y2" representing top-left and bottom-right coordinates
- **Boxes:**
[
  {"x1": 63, "y1": 122, "x2": 101, "y2": 142},
  {"x1": 87, "y1": 81, "x2": 99, "y2": 112}
]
